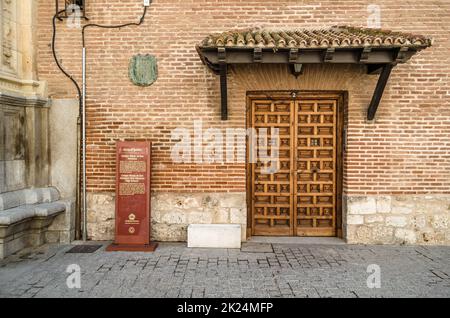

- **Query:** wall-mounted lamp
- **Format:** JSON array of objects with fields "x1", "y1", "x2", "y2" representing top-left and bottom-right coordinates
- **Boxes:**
[{"x1": 56, "y1": 0, "x2": 88, "y2": 20}]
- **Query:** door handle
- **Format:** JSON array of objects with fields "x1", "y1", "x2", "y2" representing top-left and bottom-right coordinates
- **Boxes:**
[{"x1": 311, "y1": 167, "x2": 320, "y2": 173}]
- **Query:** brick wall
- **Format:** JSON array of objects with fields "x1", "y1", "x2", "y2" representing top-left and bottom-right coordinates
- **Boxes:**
[{"x1": 38, "y1": 0, "x2": 450, "y2": 196}]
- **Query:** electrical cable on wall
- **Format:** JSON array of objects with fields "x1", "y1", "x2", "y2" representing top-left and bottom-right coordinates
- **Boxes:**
[
  {"x1": 82, "y1": 6, "x2": 147, "y2": 46},
  {"x1": 51, "y1": 3, "x2": 149, "y2": 241},
  {"x1": 52, "y1": 5, "x2": 148, "y2": 115},
  {"x1": 52, "y1": 10, "x2": 82, "y2": 114}
]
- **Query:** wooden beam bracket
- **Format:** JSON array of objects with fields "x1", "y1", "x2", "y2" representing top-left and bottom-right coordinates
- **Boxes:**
[
  {"x1": 324, "y1": 48, "x2": 335, "y2": 62},
  {"x1": 367, "y1": 64, "x2": 385, "y2": 74},
  {"x1": 394, "y1": 47, "x2": 409, "y2": 63},
  {"x1": 219, "y1": 63, "x2": 228, "y2": 120},
  {"x1": 217, "y1": 47, "x2": 226, "y2": 63},
  {"x1": 367, "y1": 64, "x2": 394, "y2": 120},
  {"x1": 253, "y1": 47, "x2": 262, "y2": 63},
  {"x1": 359, "y1": 47, "x2": 372, "y2": 62},
  {"x1": 289, "y1": 48, "x2": 299, "y2": 63}
]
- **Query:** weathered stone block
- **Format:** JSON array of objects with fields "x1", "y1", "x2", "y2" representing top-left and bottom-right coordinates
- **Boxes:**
[
  {"x1": 345, "y1": 225, "x2": 358, "y2": 243},
  {"x1": 431, "y1": 214, "x2": 448, "y2": 229},
  {"x1": 218, "y1": 194, "x2": 246, "y2": 208},
  {"x1": 386, "y1": 216, "x2": 408, "y2": 227},
  {"x1": 420, "y1": 230, "x2": 446, "y2": 244},
  {"x1": 182, "y1": 196, "x2": 202, "y2": 209},
  {"x1": 394, "y1": 229, "x2": 417, "y2": 244},
  {"x1": 347, "y1": 215, "x2": 364, "y2": 225},
  {"x1": 371, "y1": 225, "x2": 395, "y2": 244},
  {"x1": 391, "y1": 197, "x2": 414, "y2": 214},
  {"x1": 412, "y1": 215, "x2": 427, "y2": 229},
  {"x1": 392, "y1": 206, "x2": 414, "y2": 214},
  {"x1": 187, "y1": 211, "x2": 214, "y2": 224},
  {"x1": 347, "y1": 196, "x2": 376, "y2": 215},
  {"x1": 376, "y1": 196, "x2": 391, "y2": 213},
  {"x1": 152, "y1": 223, "x2": 187, "y2": 241},
  {"x1": 355, "y1": 226, "x2": 372, "y2": 243},
  {"x1": 230, "y1": 208, "x2": 246, "y2": 224},
  {"x1": 200, "y1": 195, "x2": 218, "y2": 209},
  {"x1": 86, "y1": 193, "x2": 115, "y2": 241},
  {"x1": 161, "y1": 211, "x2": 187, "y2": 224},
  {"x1": 213, "y1": 209, "x2": 230, "y2": 223},
  {"x1": 365, "y1": 215, "x2": 384, "y2": 223}
]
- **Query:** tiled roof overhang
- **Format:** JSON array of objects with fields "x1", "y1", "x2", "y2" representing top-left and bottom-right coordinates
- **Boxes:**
[
  {"x1": 196, "y1": 26, "x2": 432, "y2": 120},
  {"x1": 197, "y1": 26, "x2": 432, "y2": 70}
]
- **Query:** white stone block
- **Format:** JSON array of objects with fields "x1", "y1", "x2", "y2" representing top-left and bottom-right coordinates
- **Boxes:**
[
  {"x1": 365, "y1": 215, "x2": 384, "y2": 223},
  {"x1": 161, "y1": 211, "x2": 187, "y2": 224},
  {"x1": 394, "y1": 229, "x2": 417, "y2": 244},
  {"x1": 230, "y1": 208, "x2": 246, "y2": 224},
  {"x1": 188, "y1": 224, "x2": 241, "y2": 248},
  {"x1": 412, "y1": 215, "x2": 427, "y2": 229},
  {"x1": 431, "y1": 214, "x2": 448, "y2": 229},
  {"x1": 376, "y1": 196, "x2": 391, "y2": 213},
  {"x1": 218, "y1": 194, "x2": 246, "y2": 208},
  {"x1": 213, "y1": 209, "x2": 230, "y2": 223},
  {"x1": 392, "y1": 206, "x2": 413, "y2": 214},
  {"x1": 187, "y1": 211, "x2": 213, "y2": 224},
  {"x1": 386, "y1": 216, "x2": 408, "y2": 227},
  {"x1": 347, "y1": 215, "x2": 364, "y2": 225},
  {"x1": 347, "y1": 197, "x2": 376, "y2": 215}
]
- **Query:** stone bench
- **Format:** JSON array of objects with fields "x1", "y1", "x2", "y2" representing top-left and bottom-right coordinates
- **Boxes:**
[
  {"x1": 0, "y1": 187, "x2": 70, "y2": 259},
  {"x1": 187, "y1": 224, "x2": 241, "y2": 248}
]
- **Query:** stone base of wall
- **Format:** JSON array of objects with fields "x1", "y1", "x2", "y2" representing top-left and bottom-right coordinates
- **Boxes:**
[
  {"x1": 87, "y1": 192, "x2": 449, "y2": 245},
  {"x1": 87, "y1": 192, "x2": 247, "y2": 242},
  {"x1": 345, "y1": 195, "x2": 450, "y2": 245}
]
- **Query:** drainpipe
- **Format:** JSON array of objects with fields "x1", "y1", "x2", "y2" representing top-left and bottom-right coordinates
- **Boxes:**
[
  {"x1": 75, "y1": 117, "x2": 81, "y2": 239},
  {"x1": 82, "y1": 47, "x2": 87, "y2": 241}
]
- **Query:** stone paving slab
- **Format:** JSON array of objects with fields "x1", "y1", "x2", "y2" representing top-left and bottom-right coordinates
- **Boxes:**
[
  {"x1": 241, "y1": 242, "x2": 274, "y2": 253},
  {"x1": 0, "y1": 242, "x2": 449, "y2": 298}
]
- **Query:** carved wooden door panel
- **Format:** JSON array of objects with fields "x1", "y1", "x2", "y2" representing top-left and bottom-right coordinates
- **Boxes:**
[
  {"x1": 294, "y1": 100, "x2": 337, "y2": 236},
  {"x1": 249, "y1": 94, "x2": 339, "y2": 237},
  {"x1": 250, "y1": 99, "x2": 294, "y2": 236}
]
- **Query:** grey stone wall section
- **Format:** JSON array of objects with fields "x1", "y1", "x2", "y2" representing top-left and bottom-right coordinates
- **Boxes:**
[
  {"x1": 46, "y1": 199, "x2": 76, "y2": 244},
  {"x1": 0, "y1": 93, "x2": 49, "y2": 193},
  {"x1": 152, "y1": 192, "x2": 247, "y2": 242},
  {"x1": 87, "y1": 193, "x2": 116, "y2": 241},
  {"x1": 87, "y1": 192, "x2": 247, "y2": 242},
  {"x1": 49, "y1": 99, "x2": 78, "y2": 199},
  {"x1": 345, "y1": 194, "x2": 450, "y2": 245}
]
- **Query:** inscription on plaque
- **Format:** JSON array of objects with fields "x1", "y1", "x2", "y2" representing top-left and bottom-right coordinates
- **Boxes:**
[{"x1": 113, "y1": 141, "x2": 152, "y2": 246}]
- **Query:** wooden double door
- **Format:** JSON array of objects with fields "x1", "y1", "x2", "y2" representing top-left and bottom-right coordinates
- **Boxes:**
[{"x1": 248, "y1": 92, "x2": 344, "y2": 237}]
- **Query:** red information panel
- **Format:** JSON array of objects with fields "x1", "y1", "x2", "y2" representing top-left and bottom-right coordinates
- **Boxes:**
[{"x1": 107, "y1": 141, "x2": 156, "y2": 251}]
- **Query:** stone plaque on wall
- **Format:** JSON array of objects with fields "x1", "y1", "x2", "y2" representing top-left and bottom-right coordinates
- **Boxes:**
[
  {"x1": 128, "y1": 54, "x2": 158, "y2": 86},
  {"x1": 106, "y1": 141, "x2": 157, "y2": 251}
]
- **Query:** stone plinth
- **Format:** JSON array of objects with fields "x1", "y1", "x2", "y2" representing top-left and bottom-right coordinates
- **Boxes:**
[{"x1": 187, "y1": 224, "x2": 241, "y2": 248}]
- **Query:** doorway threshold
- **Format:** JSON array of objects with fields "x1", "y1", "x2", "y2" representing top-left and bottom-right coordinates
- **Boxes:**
[{"x1": 247, "y1": 236, "x2": 346, "y2": 245}]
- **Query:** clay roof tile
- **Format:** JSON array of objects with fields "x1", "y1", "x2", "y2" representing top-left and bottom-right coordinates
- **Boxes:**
[{"x1": 199, "y1": 26, "x2": 432, "y2": 49}]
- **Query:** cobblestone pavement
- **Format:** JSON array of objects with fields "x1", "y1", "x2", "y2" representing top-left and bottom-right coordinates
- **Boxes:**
[{"x1": 0, "y1": 242, "x2": 449, "y2": 298}]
